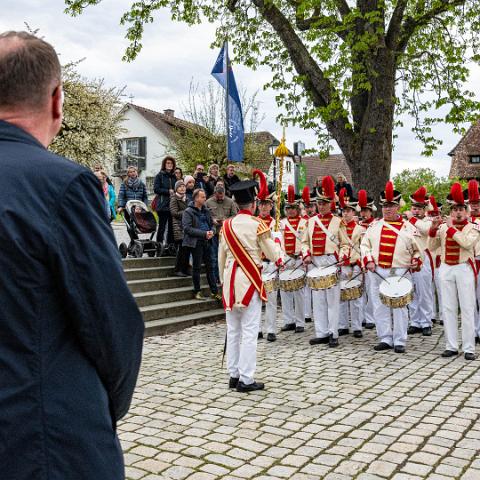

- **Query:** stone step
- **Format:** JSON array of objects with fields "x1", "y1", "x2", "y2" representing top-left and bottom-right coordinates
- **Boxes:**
[
  {"x1": 127, "y1": 274, "x2": 207, "y2": 293},
  {"x1": 124, "y1": 266, "x2": 174, "y2": 281},
  {"x1": 140, "y1": 297, "x2": 220, "y2": 322},
  {"x1": 122, "y1": 257, "x2": 176, "y2": 269},
  {"x1": 134, "y1": 285, "x2": 210, "y2": 307},
  {"x1": 144, "y1": 308, "x2": 225, "y2": 337}
]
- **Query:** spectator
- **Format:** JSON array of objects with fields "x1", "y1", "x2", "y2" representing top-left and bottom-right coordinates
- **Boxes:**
[
  {"x1": 117, "y1": 165, "x2": 148, "y2": 211},
  {"x1": 223, "y1": 163, "x2": 240, "y2": 197},
  {"x1": 205, "y1": 163, "x2": 220, "y2": 197},
  {"x1": 93, "y1": 163, "x2": 113, "y2": 186},
  {"x1": 174, "y1": 167, "x2": 183, "y2": 181},
  {"x1": 206, "y1": 183, "x2": 239, "y2": 284},
  {"x1": 170, "y1": 180, "x2": 190, "y2": 277},
  {"x1": 0, "y1": 30, "x2": 144, "y2": 480},
  {"x1": 153, "y1": 156, "x2": 176, "y2": 246},
  {"x1": 193, "y1": 163, "x2": 208, "y2": 191},
  {"x1": 182, "y1": 189, "x2": 220, "y2": 300},
  {"x1": 335, "y1": 173, "x2": 353, "y2": 198},
  {"x1": 94, "y1": 170, "x2": 116, "y2": 222},
  {"x1": 184, "y1": 174, "x2": 195, "y2": 203}
]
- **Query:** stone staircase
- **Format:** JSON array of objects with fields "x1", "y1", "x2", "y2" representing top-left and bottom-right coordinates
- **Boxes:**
[{"x1": 123, "y1": 257, "x2": 225, "y2": 337}]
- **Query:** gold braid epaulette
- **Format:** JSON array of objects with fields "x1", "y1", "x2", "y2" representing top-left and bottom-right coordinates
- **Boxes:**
[{"x1": 256, "y1": 218, "x2": 271, "y2": 237}]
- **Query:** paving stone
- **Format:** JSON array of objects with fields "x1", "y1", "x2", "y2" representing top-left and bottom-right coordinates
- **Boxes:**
[
  {"x1": 267, "y1": 465, "x2": 299, "y2": 478},
  {"x1": 367, "y1": 460, "x2": 397, "y2": 477}
]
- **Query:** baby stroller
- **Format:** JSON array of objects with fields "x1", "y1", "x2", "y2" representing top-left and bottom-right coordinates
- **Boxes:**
[{"x1": 119, "y1": 200, "x2": 160, "y2": 258}]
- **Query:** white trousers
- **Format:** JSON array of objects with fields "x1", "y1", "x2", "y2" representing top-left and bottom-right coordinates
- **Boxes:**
[
  {"x1": 280, "y1": 258, "x2": 305, "y2": 327},
  {"x1": 339, "y1": 265, "x2": 364, "y2": 331},
  {"x1": 439, "y1": 263, "x2": 476, "y2": 354},
  {"x1": 474, "y1": 259, "x2": 480, "y2": 337},
  {"x1": 370, "y1": 267, "x2": 409, "y2": 347},
  {"x1": 410, "y1": 253, "x2": 434, "y2": 328},
  {"x1": 363, "y1": 272, "x2": 375, "y2": 325},
  {"x1": 311, "y1": 255, "x2": 340, "y2": 338},
  {"x1": 260, "y1": 290, "x2": 278, "y2": 334},
  {"x1": 226, "y1": 292, "x2": 261, "y2": 385},
  {"x1": 304, "y1": 284, "x2": 313, "y2": 319},
  {"x1": 433, "y1": 266, "x2": 443, "y2": 322}
]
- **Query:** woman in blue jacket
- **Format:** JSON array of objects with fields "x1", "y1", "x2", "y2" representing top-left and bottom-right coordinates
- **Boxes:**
[{"x1": 117, "y1": 165, "x2": 148, "y2": 211}]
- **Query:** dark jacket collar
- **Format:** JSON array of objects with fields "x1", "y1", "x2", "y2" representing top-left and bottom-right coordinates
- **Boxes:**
[{"x1": 0, "y1": 120, "x2": 45, "y2": 150}]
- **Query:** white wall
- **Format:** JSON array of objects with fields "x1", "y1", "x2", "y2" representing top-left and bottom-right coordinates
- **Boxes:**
[
  {"x1": 267, "y1": 156, "x2": 296, "y2": 191},
  {"x1": 119, "y1": 107, "x2": 173, "y2": 182}
]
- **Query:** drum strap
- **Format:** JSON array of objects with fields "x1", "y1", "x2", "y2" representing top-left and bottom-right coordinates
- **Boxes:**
[
  {"x1": 284, "y1": 219, "x2": 302, "y2": 240},
  {"x1": 314, "y1": 216, "x2": 339, "y2": 246},
  {"x1": 223, "y1": 218, "x2": 267, "y2": 303}
]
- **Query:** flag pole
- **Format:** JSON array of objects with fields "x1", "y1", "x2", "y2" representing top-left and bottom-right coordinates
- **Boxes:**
[{"x1": 224, "y1": 39, "x2": 230, "y2": 163}]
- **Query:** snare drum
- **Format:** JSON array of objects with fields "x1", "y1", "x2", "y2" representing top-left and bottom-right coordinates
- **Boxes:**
[
  {"x1": 262, "y1": 271, "x2": 279, "y2": 293},
  {"x1": 340, "y1": 278, "x2": 363, "y2": 301},
  {"x1": 379, "y1": 276, "x2": 414, "y2": 308},
  {"x1": 306, "y1": 266, "x2": 338, "y2": 290},
  {"x1": 279, "y1": 269, "x2": 305, "y2": 292}
]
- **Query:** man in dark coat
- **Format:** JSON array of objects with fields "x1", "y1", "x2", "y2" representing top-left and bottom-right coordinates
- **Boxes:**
[{"x1": 0, "y1": 31, "x2": 144, "y2": 480}]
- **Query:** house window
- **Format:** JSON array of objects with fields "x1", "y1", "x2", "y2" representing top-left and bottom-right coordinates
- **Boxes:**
[
  {"x1": 470, "y1": 155, "x2": 480, "y2": 164},
  {"x1": 115, "y1": 137, "x2": 147, "y2": 172},
  {"x1": 286, "y1": 161, "x2": 292, "y2": 173},
  {"x1": 125, "y1": 138, "x2": 140, "y2": 156}
]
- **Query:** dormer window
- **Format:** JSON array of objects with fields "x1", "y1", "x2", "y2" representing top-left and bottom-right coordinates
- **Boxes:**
[{"x1": 470, "y1": 155, "x2": 480, "y2": 164}]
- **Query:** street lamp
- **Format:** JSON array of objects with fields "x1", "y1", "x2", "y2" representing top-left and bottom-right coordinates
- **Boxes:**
[{"x1": 268, "y1": 140, "x2": 280, "y2": 190}]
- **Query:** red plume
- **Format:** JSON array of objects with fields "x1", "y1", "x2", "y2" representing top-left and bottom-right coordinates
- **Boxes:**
[
  {"x1": 385, "y1": 181, "x2": 394, "y2": 202},
  {"x1": 339, "y1": 187, "x2": 347, "y2": 209},
  {"x1": 358, "y1": 189, "x2": 368, "y2": 208},
  {"x1": 468, "y1": 179, "x2": 479, "y2": 202},
  {"x1": 451, "y1": 182, "x2": 464, "y2": 205},
  {"x1": 413, "y1": 186, "x2": 426, "y2": 203},
  {"x1": 429, "y1": 195, "x2": 438, "y2": 212},
  {"x1": 322, "y1": 175, "x2": 335, "y2": 200},
  {"x1": 287, "y1": 184, "x2": 295, "y2": 204},
  {"x1": 252, "y1": 169, "x2": 268, "y2": 201},
  {"x1": 302, "y1": 186, "x2": 310, "y2": 205}
]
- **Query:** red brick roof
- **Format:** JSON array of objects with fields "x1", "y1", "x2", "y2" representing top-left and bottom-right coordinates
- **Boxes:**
[{"x1": 301, "y1": 154, "x2": 352, "y2": 188}]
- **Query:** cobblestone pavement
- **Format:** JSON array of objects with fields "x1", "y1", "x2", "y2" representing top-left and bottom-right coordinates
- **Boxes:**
[{"x1": 120, "y1": 319, "x2": 480, "y2": 480}]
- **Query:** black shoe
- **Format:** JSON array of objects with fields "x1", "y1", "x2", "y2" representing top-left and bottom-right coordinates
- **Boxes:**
[
  {"x1": 236, "y1": 381, "x2": 265, "y2": 392},
  {"x1": 295, "y1": 326, "x2": 305, "y2": 333},
  {"x1": 267, "y1": 333, "x2": 276, "y2": 342},
  {"x1": 338, "y1": 328, "x2": 349, "y2": 336},
  {"x1": 174, "y1": 271, "x2": 189, "y2": 277},
  {"x1": 422, "y1": 327, "x2": 432, "y2": 336},
  {"x1": 309, "y1": 336, "x2": 329, "y2": 345},
  {"x1": 432, "y1": 318, "x2": 437, "y2": 324},
  {"x1": 329, "y1": 334, "x2": 339, "y2": 348},
  {"x1": 476, "y1": 336, "x2": 480, "y2": 345},
  {"x1": 281, "y1": 324, "x2": 296, "y2": 332},
  {"x1": 439, "y1": 320, "x2": 444, "y2": 326},
  {"x1": 258, "y1": 332, "x2": 263, "y2": 339},
  {"x1": 465, "y1": 352, "x2": 476, "y2": 361},
  {"x1": 394, "y1": 345, "x2": 406, "y2": 353},
  {"x1": 229, "y1": 377, "x2": 239, "y2": 389},
  {"x1": 362, "y1": 320, "x2": 366, "y2": 327},
  {"x1": 365, "y1": 323, "x2": 375, "y2": 329},
  {"x1": 353, "y1": 330, "x2": 363, "y2": 338},
  {"x1": 441, "y1": 350, "x2": 459, "y2": 358},
  {"x1": 374, "y1": 342, "x2": 392, "y2": 351},
  {"x1": 305, "y1": 317, "x2": 312, "y2": 323},
  {"x1": 407, "y1": 326, "x2": 422, "y2": 334}
]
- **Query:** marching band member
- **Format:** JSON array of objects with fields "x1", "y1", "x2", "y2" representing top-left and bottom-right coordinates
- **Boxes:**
[
  {"x1": 427, "y1": 182, "x2": 479, "y2": 360},
  {"x1": 428, "y1": 196, "x2": 444, "y2": 327},
  {"x1": 406, "y1": 187, "x2": 435, "y2": 336},
  {"x1": 255, "y1": 176, "x2": 278, "y2": 342},
  {"x1": 338, "y1": 189, "x2": 364, "y2": 338},
  {"x1": 218, "y1": 174, "x2": 283, "y2": 392},
  {"x1": 361, "y1": 181, "x2": 422, "y2": 353},
  {"x1": 357, "y1": 190, "x2": 377, "y2": 330},
  {"x1": 302, "y1": 176, "x2": 349, "y2": 347},
  {"x1": 464, "y1": 180, "x2": 480, "y2": 344},
  {"x1": 302, "y1": 187, "x2": 316, "y2": 324},
  {"x1": 279, "y1": 185, "x2": 308, "y2": 334}
]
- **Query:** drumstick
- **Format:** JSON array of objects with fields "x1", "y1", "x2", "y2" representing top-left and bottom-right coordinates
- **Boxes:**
[
  {"x1": 372, "y1": 269, "x2": 390, "y2": 284},
  {"x1": 320, "y1": 259, "x2": 342, "y2": 270},
  {"x1": 399, "y1": 268, "x2": 410, "y2": 280},
  {"x1": 344, "y1": 270, "x2": 363, "y2": 285},
  {"x1": 290, "y1": 261, "x2": 306, "y2": 275}
]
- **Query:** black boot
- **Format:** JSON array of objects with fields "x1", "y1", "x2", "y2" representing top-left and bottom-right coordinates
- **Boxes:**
[
  {"x1": 422, "y1": 327, "x2": 432, "y2": 336},
  {"x1": 309, "y1": 336, "x2": 329, "y2": 345},
  {"x1": 228, "y1": 377, "x2": 239, "y2": 389},
  {"x1": 374, "y1": 342, "x2": 392, "y2": 351},
  {"x1": 338, "y1": 328, "x2": 349, "y2": 336},
  {"x1": 266, "y1": 333, "x2": 276, "y2": 342},
  {"x1": 305, "y1": 317, "x2": 312, "y2": 323},
  {"x1": 281, "y1": 324, "x2": 296, "y2": 332},
  {"x1": 257, "y1": 332, "x2": 263, "y2": 339},
  {"x1": 407, "y1": 326, "x2": 422, "y2": 334},
  {"x1": 353, "y1": 330, "x2": 363, "y2": 338},
  {"x1": 441, "y1": 350, "x2": 458, "y2": 358},
  {"x1": 236, "y1": 381, "x2": 265, "y2": 392},
  {"x1": 329, "y1": 334, "x2": 339, "y2": 348}
]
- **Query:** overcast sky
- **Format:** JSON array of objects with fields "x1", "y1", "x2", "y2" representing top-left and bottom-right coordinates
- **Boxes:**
[{"x1": 2, "y1": 0, "x2": 479, "y2": 177}]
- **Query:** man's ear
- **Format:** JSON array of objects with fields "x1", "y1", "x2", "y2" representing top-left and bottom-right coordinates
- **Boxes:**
[{"x1": 52, "y1": 85, "x2": 63, "y2": 121}]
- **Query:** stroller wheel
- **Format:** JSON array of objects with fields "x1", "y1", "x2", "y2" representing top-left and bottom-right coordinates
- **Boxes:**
[
  {"x1": 147, "y1": 250, "x2": 156, "y2": 257},
  {"x1": 156, "y1": 243, "x2": 165, "y2": 257},
  {"x1": 119, "y1": 243, "x2": 128, "y2": 258},
  {"x1": 132, "y1": 243, "x2": 143, "y2": 258}
]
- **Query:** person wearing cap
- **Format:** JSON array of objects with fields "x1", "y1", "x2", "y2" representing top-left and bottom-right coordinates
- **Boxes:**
[
  {"x1": 302, "y1": 187, "x2": 316, "y2": 324},
  {"x1": 338, "y1": 189, "x2": 364, "y2": 338},
  {"x1": 357, "y1": 190, "x2": 377, "y2": 329},
  {"x1": 302, "y1": 176, "x2": 349, "y2": 348},
  {"x1": 218, "y1": 172, "x2": 283, "y2": 392},
  {"x1": 361, "y1": 181, "x2": 422, "y2": 354},
  {"x1": 184, "y1": 174, "x2": 196, "y2": 203},
  {"x1": 405, "y1": 187, "x2": 435, "y2": 336},
  {"x1": 255, "y1": 177, "x2": 278, "y2": 342},
  {"x1": 428, "y1": 182, "x2": 480, "y2": 360},
  {"x1": 279, "y1": 185, "x2": 308, "y2": 334},
  {"x1": 464, "y1": 180, "x2": 480, "y2": 343},
  {"x1": 206, "y1": 183, "x2": 239, "y2": 284}
]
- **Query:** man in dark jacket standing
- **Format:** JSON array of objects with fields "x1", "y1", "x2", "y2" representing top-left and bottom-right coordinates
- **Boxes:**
[
  {"x1": 0, "y1": 31, "x2": 144, "y2": 480},
  {"x1": 223, "y1": 163, "x2": 241, "y2": 197},
  {"x1": 182, "y1": 189, "x2": 220, "y2": 301}
]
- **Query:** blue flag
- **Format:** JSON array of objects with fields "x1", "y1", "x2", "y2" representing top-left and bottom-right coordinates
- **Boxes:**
[{"x1": 211, "y1": 42, "x2": 244, "y2": 162}]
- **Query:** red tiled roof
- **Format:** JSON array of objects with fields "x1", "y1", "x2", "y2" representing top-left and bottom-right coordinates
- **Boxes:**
[{"x1": 301, "y1": 154, "x2": 352, "y2": 188}]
